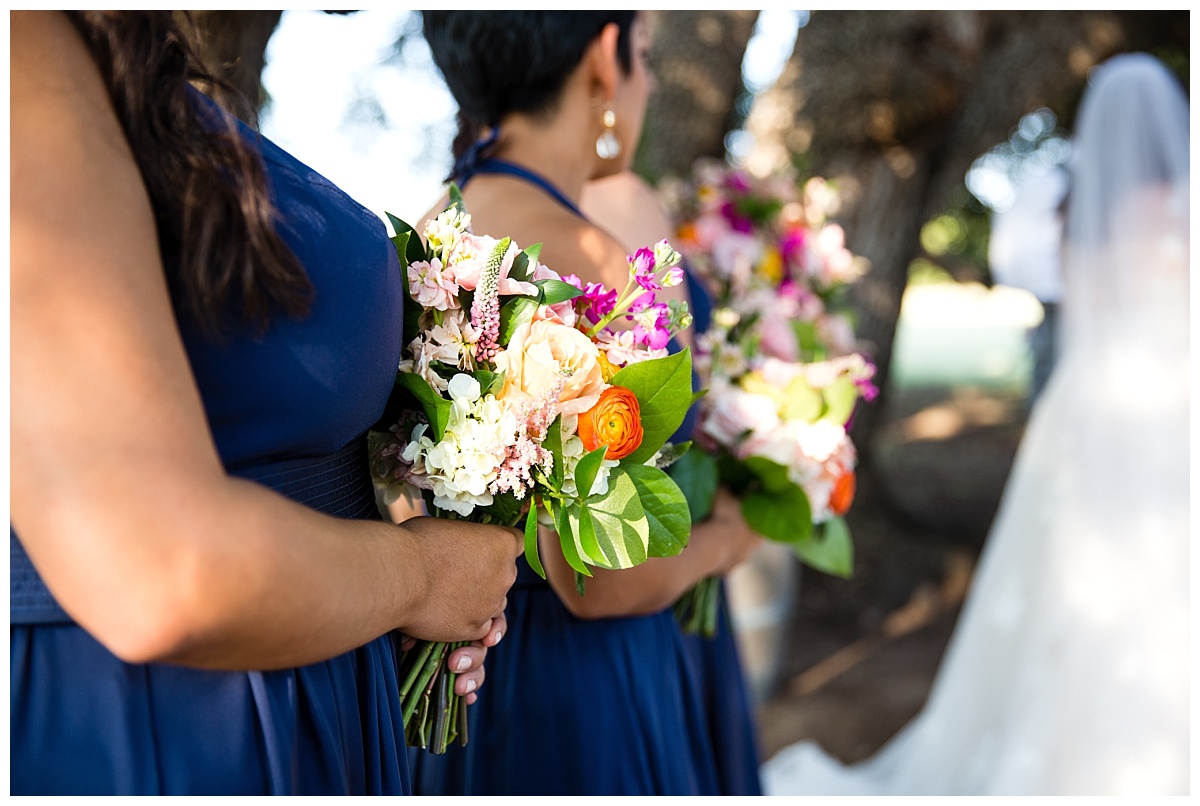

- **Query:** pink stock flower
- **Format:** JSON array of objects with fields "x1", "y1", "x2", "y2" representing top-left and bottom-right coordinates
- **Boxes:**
[
  {"x1": 449, "y1": 235, "x2": 537, "y2": 297},
  {"x1": 408, "y1": 258, "x2": 461, "y2": 312},
  {"x1": 630, "y1": 247, "x2": 660, "y2": 291}
]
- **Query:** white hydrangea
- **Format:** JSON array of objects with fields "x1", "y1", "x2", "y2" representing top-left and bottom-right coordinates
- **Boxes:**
[{"x1": 403, "y1": 373, "x2": 519, "y2": 517}]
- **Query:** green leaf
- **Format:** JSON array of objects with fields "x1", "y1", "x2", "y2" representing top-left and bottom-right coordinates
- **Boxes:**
[
  {"x1": 543, "y1": 416, "x2": 565, "y2": 489},
  {"x1": 792, "y1": 318, "x2": 826, "y2": 363},
  {"x1": 652, "y1": 440, "x2": 691, "y2": 470},
  {"x1": 510, "y1": 251, "x2": 532, "y2": 285},
  {"x1": 395, "y1": 372, "x2": 452, "y2": 442},
  {"x1": 573, "y1": 444, "x2": 609, "y2": 501},
  {"x1": 610, "y1": 349, "x2": 694, "y2": 465},
  {"x1": 741, "y1": 455, "x2": 794, "y2": 494},
  {"x1": 471, "y1": 369, "x2": 506, "y2": 397},
  {"x1": 822, "y1": 376, "x2": 859, "y2": 426},
  {"x1": 666, "y1": 447, "x2": 719, "y2": 524},
  {"x1": 581, "y1": 469, "x2": 649, "y2": 569},
  {"x1": 794, "y1": 516, "x2": 854, "y2": 578},
  {"x1": 742, "y1": 483, "x2": 812, "y2": 544},
  {"x1": 498, "y1": 296, "x2": 538, "y2": 347},
  {"x1": 535, "y1": 278, "x2": 585, "y2": 305},
  {"x1": 385, "y1": 211, "x2": 429, "y2": 267},
  {"x1": 523, "y1": 242, "x2": 543, "y2": 265},
  {"x1": 447, "y1": 184, "x2": 467, "y2": 215},
  {"x1": 783, "y1": 376, "x2": 824, "y2": 423},
  {"x1": 623, "y1": 463, "x2": 690, "y2": 558},
  {"x1": 524, "y1": 502, "x2": 545, "y2": 579},
  {"x1": 550, "y1": 498, "x2": 591, "y2": 577},
  {"x1": 569, "y1": 502, "x2": 605, "y2": 567}
]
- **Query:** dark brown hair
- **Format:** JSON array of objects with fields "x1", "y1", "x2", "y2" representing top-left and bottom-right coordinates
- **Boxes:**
[{"x1": 63, "y1": 10, "x2": 313, "y2": 336}]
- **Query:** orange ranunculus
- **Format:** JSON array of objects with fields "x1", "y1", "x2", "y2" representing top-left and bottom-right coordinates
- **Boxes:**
[
  {"x1": 829, "y1": 469, "x2": 856, "y2": 517},
  {"x1": 577, "y1": 386, "x2": 644, "y2": 461}
]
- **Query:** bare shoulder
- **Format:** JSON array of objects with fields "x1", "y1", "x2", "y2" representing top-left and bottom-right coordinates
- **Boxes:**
[
  {"x1": 540, "y1": 214, "x2": 632, "y2": 292},
  {"x1": 580, "y1": 171, "x2": 673, "y2": 255}
]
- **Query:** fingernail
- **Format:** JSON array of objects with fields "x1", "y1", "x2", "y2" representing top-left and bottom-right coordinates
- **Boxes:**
[
  {"x1": 455, "y1": 655, "x2": 471, "y2": 672},
  {"x1": 493, "y1": 631, "x2": 503, "y2": 645},
  {"x1": 464, "y1": 678, "x2": 477, "y2": 693}
]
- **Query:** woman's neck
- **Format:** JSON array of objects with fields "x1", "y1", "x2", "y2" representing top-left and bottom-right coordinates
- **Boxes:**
[{"x1": 491, "y1": 95, "x2": 599, "y2": 207}]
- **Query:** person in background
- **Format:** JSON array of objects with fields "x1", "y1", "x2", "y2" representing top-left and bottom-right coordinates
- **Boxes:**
[
  {"x1": 11, "y1": 10, "x2": 522, "y2": 795},
  {"x1": 762, "y1": 51, "x2": 1189, "y2": 796},
  {"x1": 405, "y1": 11, "x2": 762, "y2": 795},
  {"x1": 988, "y1": 161, "x2": 1069, "y2": 408}
]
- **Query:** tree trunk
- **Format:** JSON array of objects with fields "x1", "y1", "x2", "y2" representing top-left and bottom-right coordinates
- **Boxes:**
[
  {"x1": 744, "y1": 10, "x2": 1174, "y2": 461},
  {"x1": 184, "y1": 10, "x2": 283, "y2": 126},
  {"x1": 635, "y1": 10, "x2": 760, "y2": 182}
]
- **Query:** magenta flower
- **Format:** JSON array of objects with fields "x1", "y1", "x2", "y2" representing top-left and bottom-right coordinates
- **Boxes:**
[
  {"x1": 630, "y1": 247, "x2": 660, "y2": 291},
  {"x1": 577, "y1": 281, "x2": 618, "y2": 325}
]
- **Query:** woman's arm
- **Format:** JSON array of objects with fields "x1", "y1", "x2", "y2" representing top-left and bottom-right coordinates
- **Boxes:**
[{"x1": 11, "y1": 11, "x2": 521, "y2": 672}]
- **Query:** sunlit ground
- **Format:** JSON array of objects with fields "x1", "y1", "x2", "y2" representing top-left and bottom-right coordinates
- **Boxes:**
[{"x1": 891, "y1": 281, "x2": 1043, "y2": 394}]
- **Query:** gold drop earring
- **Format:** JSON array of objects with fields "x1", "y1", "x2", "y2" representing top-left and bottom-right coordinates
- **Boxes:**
[{"x1": 596, "y1": 106, "x2": 621, "y2": 160}]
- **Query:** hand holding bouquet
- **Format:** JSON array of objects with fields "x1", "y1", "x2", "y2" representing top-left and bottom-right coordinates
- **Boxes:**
[{"x1": 369, "y1": 188, "x2": 699, "y2": 750}]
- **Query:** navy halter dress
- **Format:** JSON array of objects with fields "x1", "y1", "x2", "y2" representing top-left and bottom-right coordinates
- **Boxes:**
[
  {"x1": 408, "y1": 158, "x2": 762, "y2": 795},
  {"x1": 10, "y1": 93, "x2": 410, "y2": 794}
]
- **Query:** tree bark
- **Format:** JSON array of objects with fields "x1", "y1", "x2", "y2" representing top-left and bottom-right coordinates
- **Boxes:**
[
  {"x1": 744, "y1": 10, "x2": 1179, "y2": 461},
  {"x1": 635, "y1": 10, "x2": 760, "y2": 182}
]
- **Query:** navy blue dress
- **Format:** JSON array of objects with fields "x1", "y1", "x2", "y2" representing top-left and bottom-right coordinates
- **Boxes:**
[
  {"x1": 679, "y1": 267, "x2": 765, "y2": 795},
  {"x1": 10, "y1": 94, "x2": 410, "y2": 795}
]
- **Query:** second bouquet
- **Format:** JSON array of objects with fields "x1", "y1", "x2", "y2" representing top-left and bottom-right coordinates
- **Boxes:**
[{"x1": 369, "y1": 188, "x2": 698, "y2": 753}]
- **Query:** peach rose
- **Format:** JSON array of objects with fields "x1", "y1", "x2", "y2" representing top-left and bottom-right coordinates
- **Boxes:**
[
  {"x1": 577, "y1": 386, "x2": 644, "y2": 461},
  {"x1": 494, "y1": 319, "x2": 606, "y2": 417}
]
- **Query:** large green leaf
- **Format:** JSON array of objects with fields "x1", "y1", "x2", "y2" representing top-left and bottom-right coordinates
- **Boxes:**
[
  {"x1": 610, "y1": 349, "x2": 694, "y2": 465},
  {"x1": 666, "y1": 447, "x2": 719, "y2": 524},
  {"x1": 623, "y1": 463, "x2": 690, "y2": 558},
  {"x1": 580, "y1": 469, "x2": 649, "y2": 569},
  {"x1": 742, "y1": 483, "x2": 812, "y2": 545},
  {"x1": 794, "y1": 516, "x2": 854, "y2": 578},
  {"x1": 395, "y1": 372, "x2": 451, "y2": 442}
]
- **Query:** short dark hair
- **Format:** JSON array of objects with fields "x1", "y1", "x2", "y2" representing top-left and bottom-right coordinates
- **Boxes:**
[{"x1": 421, "y1": 11, "x2": 637, "y2": 129}]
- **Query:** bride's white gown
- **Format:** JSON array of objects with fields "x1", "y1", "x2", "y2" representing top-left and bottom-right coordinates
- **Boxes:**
[{"x1": 763, "y1": 53, "x2": 1190, "y2": 796}]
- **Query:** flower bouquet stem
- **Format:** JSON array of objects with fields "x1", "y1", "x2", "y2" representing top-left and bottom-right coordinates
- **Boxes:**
[
  {"x1": 674, "y1": 575, "x2": 722, "y2": 638},
  {"x1": 398, "y1": 637, "x2": 471, "y2": 753}
]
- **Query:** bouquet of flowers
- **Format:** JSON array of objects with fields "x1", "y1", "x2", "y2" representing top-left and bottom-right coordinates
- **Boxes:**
[
  {"x1": 368, "y1": 187, "x2": 698, "y2": 751},
  {"x1": 662, "y1": 160, "x2": 877, "y2": 637}
]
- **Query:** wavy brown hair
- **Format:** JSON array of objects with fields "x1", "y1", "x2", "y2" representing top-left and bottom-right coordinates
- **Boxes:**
[{"x1": 63, "y1": 10, "x2": 313, "y2": 336}]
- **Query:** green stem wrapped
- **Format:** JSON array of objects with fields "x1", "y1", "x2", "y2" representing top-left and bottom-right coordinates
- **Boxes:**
[{"x1": 674, "y1": 575, "x2": 721, "y2": 638}]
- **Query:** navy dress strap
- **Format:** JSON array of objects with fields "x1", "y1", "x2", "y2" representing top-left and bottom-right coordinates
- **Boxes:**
[{"x1": 456, "y1": 157, "x2": 586, "y2": 221}]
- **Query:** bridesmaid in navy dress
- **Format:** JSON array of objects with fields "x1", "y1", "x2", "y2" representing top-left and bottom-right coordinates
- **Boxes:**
[
  {"x1": 407, "y1": 12, "x2": 762, "y2": 795},
  {"x1": 10, "y1": 11, "x2": 521, "y2": 795}
]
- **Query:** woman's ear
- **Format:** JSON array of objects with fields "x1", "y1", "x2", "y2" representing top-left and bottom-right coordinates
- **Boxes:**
[{"x1": 587, "y1": 22, "x2": 622, "y2": 104}]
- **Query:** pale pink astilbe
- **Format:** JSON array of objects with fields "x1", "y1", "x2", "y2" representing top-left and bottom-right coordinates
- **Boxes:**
[
  {"x1": 489, "y1": 379, "x2": 563, "y2": 499},
  {"x1": 471, "y1": 237, "x2": 510, "y2": 364}
]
